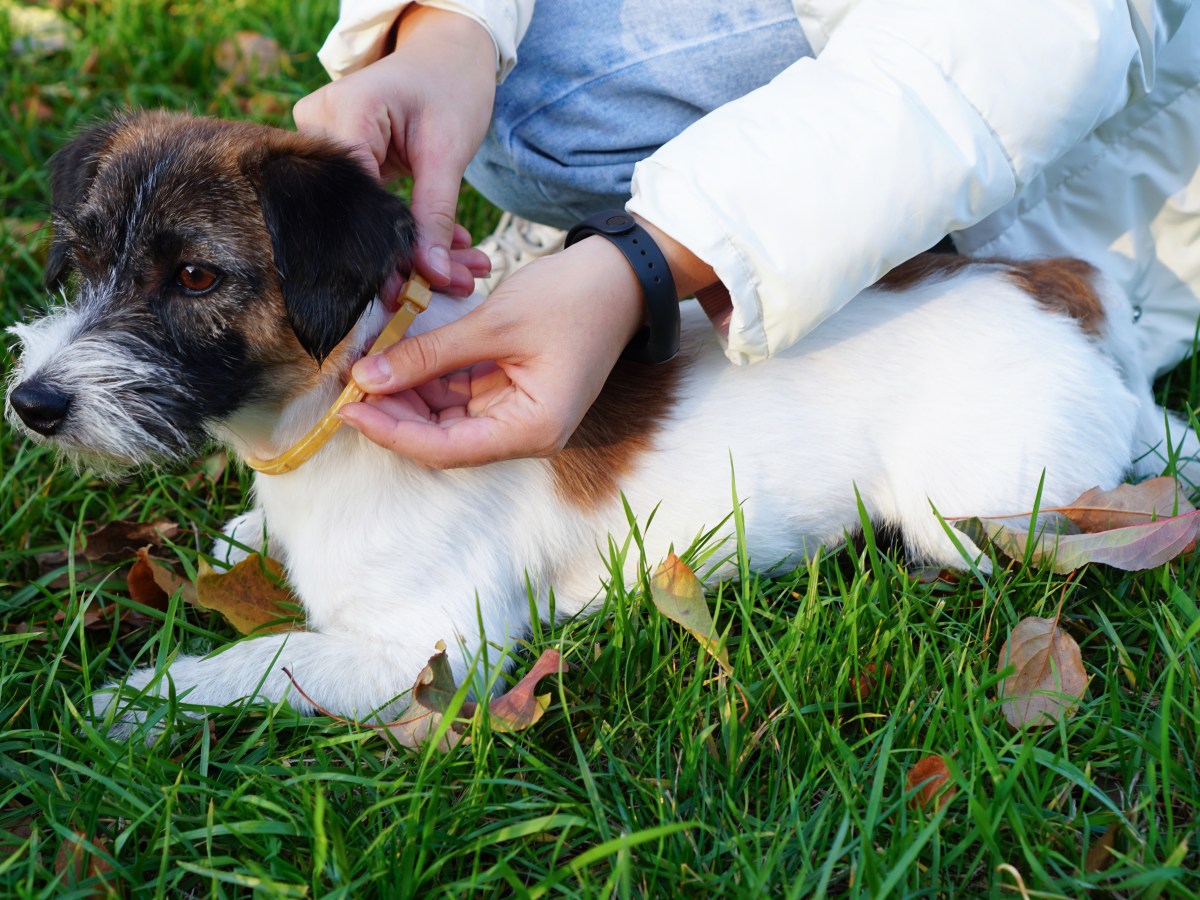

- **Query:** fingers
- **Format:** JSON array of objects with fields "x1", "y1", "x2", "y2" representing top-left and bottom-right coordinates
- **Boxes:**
[
  {"x1": 337, "y1": 402, "x2": 541, "y2": 468},
  {"x1": 351, "y1": 310, "x2": 509, "y2": 395}
]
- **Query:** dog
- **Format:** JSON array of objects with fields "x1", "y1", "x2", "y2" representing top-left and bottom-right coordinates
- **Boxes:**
[{"x1": 6, "y1": 111, "x2": 1197, "y2": 735}]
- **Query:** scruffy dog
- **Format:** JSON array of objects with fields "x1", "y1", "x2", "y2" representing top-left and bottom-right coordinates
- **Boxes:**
[{"x1": 6, "y1": 112, "x2": 1196, "y2": 734}]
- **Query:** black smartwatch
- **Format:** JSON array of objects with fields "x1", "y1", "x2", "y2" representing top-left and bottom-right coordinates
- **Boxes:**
[{"x1": 564, "y1": 211, "x2": 680, "y2": 364}]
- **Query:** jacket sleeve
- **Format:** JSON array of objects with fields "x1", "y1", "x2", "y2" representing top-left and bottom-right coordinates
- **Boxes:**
[
  {"x1": 626, "y1": 0, "x2": 1195, "y2": 364},
  {"x1": 317, "y1": 0, "x2": 536, "y2": 82}
]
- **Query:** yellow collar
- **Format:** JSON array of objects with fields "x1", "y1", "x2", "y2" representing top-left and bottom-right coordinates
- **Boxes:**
[{"x1": 244, "y1": 274, "x2": 432, "y2": 475}]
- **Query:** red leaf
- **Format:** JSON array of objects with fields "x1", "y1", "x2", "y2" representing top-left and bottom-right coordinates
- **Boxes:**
[
  {"x1": 488, "y1": 649, "x2": 568, "y2": 733},
  {"x1": 906, "y1": 755, "x2": 956, "y2": 812}
]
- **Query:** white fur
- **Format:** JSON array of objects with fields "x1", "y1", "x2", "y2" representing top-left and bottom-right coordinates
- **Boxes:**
[
  {"x1": 12, "y1": 265, "x2": 1197, "y2": 735},
  {"x1": 5, "y1": 279, "x2": 196, "y2": 472}
]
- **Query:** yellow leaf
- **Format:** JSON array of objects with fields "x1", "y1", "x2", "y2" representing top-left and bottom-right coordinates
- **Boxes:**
[
  {"x1": 194, "y1": 555, "x2": 301, "y2": 635},
  {"x1": 650, "y1": 553, "x2": 730, "y2": 674}
]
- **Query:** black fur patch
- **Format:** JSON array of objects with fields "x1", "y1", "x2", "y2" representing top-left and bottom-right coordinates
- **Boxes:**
[
  {"x1": 253, "y1": 150, "x2": 416, "y2": 363},
  {"x1": 44, "y1": 119, "x2": 120, "y2": 291}
]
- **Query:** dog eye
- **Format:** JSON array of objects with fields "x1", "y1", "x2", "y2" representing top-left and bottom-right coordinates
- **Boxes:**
[{"x1": 175, "y1": 263, "x2": 221, "y2": 295}]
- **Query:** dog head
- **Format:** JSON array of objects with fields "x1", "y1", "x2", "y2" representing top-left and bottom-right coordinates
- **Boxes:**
[{"x1": 5, "y1": 111, "x2": 415, "y2": 469}]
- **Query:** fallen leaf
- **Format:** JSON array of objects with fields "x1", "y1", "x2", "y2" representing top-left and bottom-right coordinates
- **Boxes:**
[
  {"x1": 215, "y1": 30, "x2": 287, "y2": 83},
  {"x1": 1084, "y1": 821, "x2": 1121, "y2": 873},
  {"x1": 849, "y1": 661, "x2": 893, "y2": 701},
  {"x1": 488, "y1": 649, "x2": 568, "y2": 733},
  {"x1": 237, "y1": 91, "x2": 291, "y2": 120},
  {"x1": 183, "y1": 451, "x2": 228, "y2": 490},
  {"x1": 973, "y1": 510, "x2": 1200, "y2": 574},
  {"x1": 385, "y1": 641, "x2": 471, "y2": 750},
  {"x1": 54, "y1": 829, "x2": 116, "y2": 894},
  {"x1": 85, "y1": 519, "x2": 179, "y2": 562},
  {"x1": 906, "y1": 755, "x2": 956, "y2": 812},
  {"x1": 127, "y1": 547, "x2": 188, "y2": 609},
  {"x1": 384, "y1": 644, "x2": 569, "y2": 750},
  {"x1": 1059, "y1": 478, "x2": 1195, "y2": 533},
  {"x1": 194, "y1": 554, "x2": 300, "y2": 635},
  {"x1": 960, "y1": 478, "x2": 1200, "y2": 573},
  {"x1": 997, "y1": 616, "x2": 1088, "y2": 728},
  {"x1": 650, "y1": 553, "x2": 730, "y2": 673}
]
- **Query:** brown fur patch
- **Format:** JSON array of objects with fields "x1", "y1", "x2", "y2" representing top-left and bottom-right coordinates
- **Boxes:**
[
  {"x1": 874, "y1": 252, "x2": 976, "y2": 291},
  {"x1": 876, "y1": 253, "x2": 1105, "y2": 335},
  {"x1": 1004, "y1": 258, "x2": 1105, "y2": 336},
  {"x1": 550, "y1": 352, "x2": 688, "y2": 508}
]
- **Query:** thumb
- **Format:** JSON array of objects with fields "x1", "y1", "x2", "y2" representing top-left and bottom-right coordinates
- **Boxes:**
[{"x1": 350, "y1": 310, "x2": 498, "y2": 394}]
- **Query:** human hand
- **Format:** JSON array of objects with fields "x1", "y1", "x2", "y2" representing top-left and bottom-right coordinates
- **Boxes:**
[
  {"x1": 293, "y1": 6, "x2": 496, "y2": 294},
  {"x1": 336, "y1": 236, "x2": 647, "y2": 467}
]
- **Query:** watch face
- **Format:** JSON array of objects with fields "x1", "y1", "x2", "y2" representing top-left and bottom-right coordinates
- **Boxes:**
[{"x1": 602, "y1": 213, "x2": 633, "y2": 231}]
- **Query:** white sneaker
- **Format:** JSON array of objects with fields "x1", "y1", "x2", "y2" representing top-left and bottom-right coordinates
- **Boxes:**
[{"x1": 476, "y1": 212, "x2": 567, "y2": 293}]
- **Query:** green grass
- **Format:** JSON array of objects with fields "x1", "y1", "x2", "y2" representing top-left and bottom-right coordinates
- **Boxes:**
[{"x1": 2, "y1": 1, "x2": 1199, "y2": 896}]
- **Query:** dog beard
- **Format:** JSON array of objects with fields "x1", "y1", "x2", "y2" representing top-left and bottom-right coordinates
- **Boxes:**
[{"x1": 6, "y1": 281, "x2": 203, "y2": 474}]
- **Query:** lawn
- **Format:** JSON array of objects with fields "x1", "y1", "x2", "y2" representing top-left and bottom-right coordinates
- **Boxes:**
[{"x1": 1, "y1": 1, "x2": 1198, "y2": 896}]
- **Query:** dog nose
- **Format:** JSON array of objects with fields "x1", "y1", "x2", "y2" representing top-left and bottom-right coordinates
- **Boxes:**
[{"x1": 9, "y1": 381, "x2": 72, "y2": 436}]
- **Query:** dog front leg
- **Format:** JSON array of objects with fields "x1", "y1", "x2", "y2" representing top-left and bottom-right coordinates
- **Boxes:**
[
  {"x1": 96, "y1": 630, "x2": 444, "y2": 738},
  {"x1": 211, "y1": 507, "x2": 274, "y2": 570}
]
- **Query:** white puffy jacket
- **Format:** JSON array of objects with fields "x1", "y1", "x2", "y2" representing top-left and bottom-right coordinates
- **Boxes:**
[{"x1": 320, "y1": 0, "x2": 1200, "y2": 376}]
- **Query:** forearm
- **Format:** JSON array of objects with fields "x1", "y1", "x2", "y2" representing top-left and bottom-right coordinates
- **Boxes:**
[{"x1": 628, "y1": 0, "x2": 1189, "y2": 363}]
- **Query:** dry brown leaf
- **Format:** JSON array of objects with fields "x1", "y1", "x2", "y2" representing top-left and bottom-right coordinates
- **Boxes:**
[
  {"x1": 962, "y1": 477, "x2": 1200, "y2": 573},
  {"x1": 183, "y1": 451, "x2": 228, "y2": 490},
  {"x1": 1084, "y1": 821, "x2": 1121, "y2": 873},
  {"x1": 126, "y1": 547, "x2": 190, "y2": 609},
  {"x1": 125, "y1": 558, "x2": 167, "y2": 609},
  {"x1": 384, "y1": 644, "x2": 568, "y2": 750},
  {"x1": 386, "y1": 641, "x2": 471, "y2": 750},
  {"x1": 215, "y1": 31, "x2": 287, "y2": 83},
  {"x1": 53, "y1": 829, "x2": 117, "y2": 895},
  {"x1": 194, "y1": 555, "x2": 300, "y2": 635},
  {"x1": 974, "y1": 510, "x2": 1200, "y2": 573},
  {"x1": 849, "y1": 661, "x2": 893, "y2": 701},
  {"x1": 906, "y1": 754, "x2": 957, "y2": 812},
  {"x1": 237, "y1": 91, "x2": 291, "y2": 120},
  {"x1": 85, "y1": 519, "x2": 179, "y2": 563},
  {"x1": 650, "y1": 553, "x2": 730, "y2": 673},
  {"x1": 998, "y1": 616, "x2": 1088, "y2": 728},
  {"x1": 1059, "y1": 478, "x2": 1195, "y2": 533}
]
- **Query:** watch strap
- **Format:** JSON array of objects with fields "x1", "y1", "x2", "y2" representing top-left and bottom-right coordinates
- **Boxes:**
[{"x1": 564, "y1": 211, "x2": 680, "y2": 364}]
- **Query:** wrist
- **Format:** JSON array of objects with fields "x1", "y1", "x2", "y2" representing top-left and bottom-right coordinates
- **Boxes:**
[
  {"x1": 559, "y1": 237, "x2": 646, "y2": 349},
  {"x1": 630, "y1": 213, "x2": 719, "y2": 299},
  {"x1": 564, "y1": 212, "x2": 681, "y2": 363}
]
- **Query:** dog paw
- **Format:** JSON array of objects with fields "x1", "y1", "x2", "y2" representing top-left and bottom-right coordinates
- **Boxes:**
[{"x1": 89, "y1": 667, "x2": 165, "y2": 740}]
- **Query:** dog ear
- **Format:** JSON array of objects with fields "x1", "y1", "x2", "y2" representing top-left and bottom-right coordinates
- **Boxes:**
[
  {"x1": 254, "y1": 147, "x2": 417, "y2": 363},
  {"x1": 44, "y1": 119, "x2": 120, "y2": 291}
]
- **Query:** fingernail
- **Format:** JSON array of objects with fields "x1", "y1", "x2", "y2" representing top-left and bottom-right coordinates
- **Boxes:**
[
  {"x1": 353, "y1": 354, "x2": 391, "y2": 388},
  {"x1": 429, "y1": 246, "x2": 452, "y2": 281}
]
